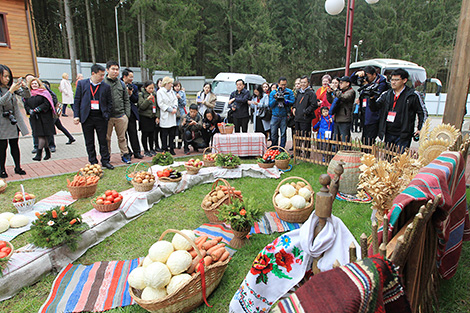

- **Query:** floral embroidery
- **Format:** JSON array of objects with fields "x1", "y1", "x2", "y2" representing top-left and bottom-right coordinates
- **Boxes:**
[
  {"x1": 280, "y1": 235, "x2": 291, "y2": 248},
  {"x1": 275, "y1": 249, "x2": 294, "y2": 272},
  {"x1": 251, "y1": 253, "x2": 273, "y2": 277}
]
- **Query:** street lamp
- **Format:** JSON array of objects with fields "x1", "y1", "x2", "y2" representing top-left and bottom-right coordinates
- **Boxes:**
[
  {"x1": 325, "y1": 0, "x2": 379, "y2": 75},
  {"x1": 115, "y1": 0, "x2": 125, "y2": 68},
  {"x1": 354, "y1": 39, "x2": 363, "y2": 63}
]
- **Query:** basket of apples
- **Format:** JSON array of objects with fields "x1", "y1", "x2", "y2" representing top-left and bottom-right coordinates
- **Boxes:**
[
  {"x1": 185, "y1": 158, "x2": 204, "y2": 175},
  {"x1": 12, "y1": 185, "x2": 36, "y2": 213},
  {"x1": 92, "y1": 190, "x2": 123, "y2": 212},
  {"x1": 203, "y1": 146, "x2": 219, "y2": 167}
]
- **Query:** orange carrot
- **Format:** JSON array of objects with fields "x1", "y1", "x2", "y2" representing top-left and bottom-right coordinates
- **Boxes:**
[
  {"x1": 218, "y1": 250, "x2": 230, "y2": 263},
  {"x1": 60, "y1": 206, "x2": 65, "y2": 212},
  {"x1": 189, "y1": 248, "x2": 198, "y2": 258},
  {"x1": 221, "y1": 186, "x2": 228, "y2": 191},
  {"x1": 52, "y1": 210, "x2": 57, "y2": 218},
  {"x1": 188, "y1": 250, "x2": 207, "y2": 273},
  {"x1": 214, "y1": 236, "x2": 223, "y2": 243},
  {"x1": 234, "y1": 190, "x2": 242, "y2": 196},
  {"x1": 195, "y1": 235, "x2": 208, "y2": 246},
  {"x1": 67, "y1": 178, "x2": 71, "y2": 186},
  {"x1": 204, "y1": 256, "x2": 213, "y2": 266},
  {"x1": 207, "y1": 243, "x2": 225, "y2": 255},
  {"x1": 210, "y1": 246, "x2": 226, "y2": 261},
  {"x1": 35, "y1": 212, "x2": 41, "y2": 217},
  {"x1": 201, "y1": 239, "x2": 219, "y2": 250},
  {"x1": 70, "y1": 219, "x2": 77, "y2": 225}
]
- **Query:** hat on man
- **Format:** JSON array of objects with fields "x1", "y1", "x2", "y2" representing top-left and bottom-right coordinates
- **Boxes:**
[{"x1": 339, "y1": 76, "x2": 351, "y2": 83}]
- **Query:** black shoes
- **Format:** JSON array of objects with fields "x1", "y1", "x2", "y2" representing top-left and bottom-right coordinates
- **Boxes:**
[
  {"x1": 169, "y1": 149, "x2": 176, "y2": 155},
  {"x1": 0, "y1": 171, "x2": 7, "y2": 178},
  {"x1": 134, "y1": 153, "x2": 144, "y2": 159},
  {"x1": 102, "y1": 162, "x2": 114, "y2": 170},
  {"x1": 155, "y1": 148, "x2": 163, "y2": 153},
  {"x1": 14, "y1": 168, "x2": 26, "y2": 175},
  {"x1": 66, "y1": 138, "x2": 76, "y2": 145},
  {"x1": 32, "y1": 148, "x2": 37, "y2": 154},
  {"x1": 144, "y1": 151, "x2": 153, "y2": 157},
  {"x1": 33, "y1": 149, "x2": 43, "y2": 161},
  {"x1": 44, "y1": 148, "x2": 51, "y2": 160},
  {"x1": 50, "y1": 147, "x2": 56, "y2": 153}
]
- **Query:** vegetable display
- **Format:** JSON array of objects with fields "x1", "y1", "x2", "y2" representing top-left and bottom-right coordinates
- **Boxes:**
[
  {"x1": 156, "y1": 168, "x2": 182, "y2": 179},
  {"x1": 0, "y1": 240, "x2": 13, "y2": 277},
  {"x1": 261, "y1": 149, "x2": 280, "y2": 163},
  {"x1": 274, "y1": 181, "x2": 311, "y2": 210},
  {"x1": 202, "y1": 184, "x2": 242, "y2": 208},
  {"x1": 152, "y1": 151, "x2": 174, "y2": 166},
  {"x1": 67, "y1": 175, "x2": 100, "y2": 187},
  {"x1": 0, "y1": 212, "x2": 30, "y2": 233},
  {"x1": 128, "y1": 230, "x2": 230, "y2": 301},
  {"x1": 131, "y1": 171, "x2": 156, "y2": 184},
  {"x1": 12, "y1": 191, "x2": 36, "y2": 203},
  {"x1": 185, "y1": 158, "x2": 204, "y2": 168},
  {"x1": 94, "y1": 190, "x2": 122, "y2": 205},
  {"x1": 218, "y1": 198, "x2": 262, "y2": 231},
  {"x1": 215, "y1": 153, "x2": 241, "y2": 168},
  {"x1": 275, "y1": 151, "x2": 290, "y2": 160},
  {"x1": 203, "y1": 153, "x2": 217, "y2": 162}
]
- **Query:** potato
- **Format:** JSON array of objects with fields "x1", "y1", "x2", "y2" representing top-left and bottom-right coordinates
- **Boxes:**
[
  {"x1": 204, "y1": 201, "x2": 212, "y2": 207},
  {"x1": 143, "y1": 179, "x2": 149, "y2": 184},
  {"x1": 211, "y1": 196, "x2": 218, "y2": 203},
  {"x1": 217, "y1": 190, "x2": 225, "y2": 199}
]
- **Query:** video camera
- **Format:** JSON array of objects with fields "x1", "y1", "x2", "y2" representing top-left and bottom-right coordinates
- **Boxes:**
[
  {"x1": 2, "y1": 110, "x2": 17, "y2": 125},
  {"x1": 358, "y1": 83, "x2": 382, "y2": 99},
  {"x1": 274, "y1": 89, "x2": 288, "y2": 107}
]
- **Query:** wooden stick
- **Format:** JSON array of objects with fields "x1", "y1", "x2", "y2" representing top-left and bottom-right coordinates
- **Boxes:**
[
  {"x1": 383, "y1": 214, "x2": 389, "y2": 245},
  {"x1": 379, "y1": 243, "x2": 387, "y2": 257},
  {"x1": 372, "y1": 221, "x2": 379, "y2": 254},
  {"x1": 360, "y1": 233, "x2": 368, "y2": 260},
  {"x1": 391, "y1": 235, "x2": 405, "y2": 266},
  {"x1": 349, "y1": 242, "x2": 357, "y2": 263},
  {"x1": 333, "y1": 259, "x2": 341, "y2": 268}
]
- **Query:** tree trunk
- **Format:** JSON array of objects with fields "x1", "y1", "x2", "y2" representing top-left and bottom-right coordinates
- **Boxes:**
[
  {"x1": 63, "y1": 0, "x2": 77, "y2": 82},
  {"x1": 141, "y1": 13, "x2": 148, "y2": 81},
  {"x1": 57, "y1": 0, "x2": 69, "y2": 59},
  {"x1": 85, "y1": 0, "x2": 96, "y2": 63},
  {"x1": 229, "y1": 0, "x2": 233, "y2": 71},
  {"x1": 124, "y1": 29, "x2": 129, "y2": 67}
]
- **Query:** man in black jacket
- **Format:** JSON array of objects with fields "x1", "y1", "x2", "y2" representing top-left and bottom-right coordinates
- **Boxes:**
[
  {"x1": 370, "y1": 68, "x2": 424, "y2": 151},
  {"x1": 293, "y1": 75, "x2": 318, "y2": 138},
  {"x1": 228, "y1": 79, "x2": 251, "y2": 133},
  {"x1": 122, "y1": 68, "x2": 143, "y2": 159},
  {"x1": 73, "y1": 64, "x2": 114, "y2": 169}
]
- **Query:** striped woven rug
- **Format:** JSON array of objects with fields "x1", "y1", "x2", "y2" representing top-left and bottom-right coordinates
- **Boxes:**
[{"x1": 39, "y1": 258, "x2": 143, "y2": 313}]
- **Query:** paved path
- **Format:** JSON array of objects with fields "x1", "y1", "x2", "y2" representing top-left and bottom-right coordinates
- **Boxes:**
[{"x1": 2, "y1": 115, "x2": 470, "y2": 184}]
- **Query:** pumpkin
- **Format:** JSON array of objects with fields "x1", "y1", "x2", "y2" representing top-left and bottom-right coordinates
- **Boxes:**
[
  {"x1": 166, "y1": 250, "x2": 192, "y2": 275},
  {"x1": 166, "y1": 273, "x2": 192, "y2": 295},
  {"x1": 9, "y1": 215, "x2": 29, "y2": 228},
  {"x1": 141, "y1": 286, "x2": 167, "y2": 301},
  {"x1": 128, "y1": 267, "x2": 146, "y2": 290},
  {"x1": 143, "y1": 262, "x2": 171, "y2": 289},
  {"x1": 172, "y1": 230, "x2": 196, "y2": 251},
  {"x1": 279, "y1": 184, "x2": 296, "y2": 198},
  {"x1": 148, "y1": 240, "x2": 174, "y2": 263}
]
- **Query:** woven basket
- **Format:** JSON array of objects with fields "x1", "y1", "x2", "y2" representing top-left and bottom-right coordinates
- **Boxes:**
[
  {"x1": 201, "y1": 178, "x2": 241, "y2": 223},
  {"x1": 273, "y1": 176, "x2": 315, "y2": 223},
  {"x1": 131, "y1": 180, "x2": 155, "y2": 192},
  {"x1": 126, "y1": 162, "x2": 150, "y2": 182},
  {"x1": 0, "y1": 241, "x2": 14, "y2": 269},
  {"x1": 271, "y1": 146, "x2": 290, "y2": 170},
  {"x1": 0, "y1": 181, "x2": 6, "y2": 194},
  {"x1": 159, "y1": 176, "x2": 182, "y2": 183},
  {"x1": 91, "y1": 198, "x2": 123, "y2": 212},
  {"x1": 257, "y1": 161, "x2": 275, "y2": 168},
  {"x1": 327, "y1": 150, "x2": 364, "y2": 195},
  {"x1": 202, "y1": 146, "x2": 219, "y2": 167},
  {"x1": 68, "y1": 183, "x2": 98, "y2": 199},
  {"x1": 13, "y1": 199, "x2": 36, "y2": 213},
  {"x1": 222, "y1": 165, "x2": 239, "y2": 169},
  {"x1": 129, "y1": 229, "x2": 229, "y2": 313},
  {"x1": 185, "y1": 165, "x2": 201, "y2": 175},
  {"x1": 218, "y1": 123, "x2": 234, "y2": 134}
]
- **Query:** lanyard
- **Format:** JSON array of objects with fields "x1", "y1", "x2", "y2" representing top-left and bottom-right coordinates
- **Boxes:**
[
  {"x1": 392, "y1": 93, "x2": 399, "y2": 111},
  {"x1": 90, "y1": 84, "x2": 100, "y2": 100}
]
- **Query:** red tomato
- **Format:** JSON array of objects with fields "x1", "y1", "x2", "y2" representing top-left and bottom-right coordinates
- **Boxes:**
[
  {"x1": 0, "y1": 241, "x2": 6, "y2": 250},
  {"x1": 112, "y1": 191, "x2": 119, "y2": 198},
  {"x1": 114, "y1": 196, "x2": 122, "y2": 203},
  {"x1": 105, "y1": 190, "x2": 113, "y2": 196},
  {"x1": 106, "y1": 195, "x2": 114, "y2": 202},
  {"x1": 163, "y1": 169, "x2": 171, "y2": 177},
  {"x1": 0, "y1": 252, "x2": 7, "y2": 259},
  {"x1": 97, "y1": 196, "x2": 104, "y2": 202},
  {"x1": 1, "y1": 247, "x2": 11, "y2": 254},
  {"x1": 157, "y1": 171, "x2": 163, "y2": 178},
  {"x1": 104, "y1": 200, "x2": 112, "y2": 205}
]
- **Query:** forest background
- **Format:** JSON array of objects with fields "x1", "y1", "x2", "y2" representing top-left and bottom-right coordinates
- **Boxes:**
[{"x1": 32, "y1": 0, "x2": 460, "y2": 89}]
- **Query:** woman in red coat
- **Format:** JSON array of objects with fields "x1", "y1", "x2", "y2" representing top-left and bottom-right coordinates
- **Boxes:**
[{"x1": 312, "y1": 75, "x2": 332, "y2": 130}]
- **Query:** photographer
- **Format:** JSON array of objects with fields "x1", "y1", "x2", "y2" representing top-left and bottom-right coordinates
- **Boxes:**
[
  {"x1": 229, "y1": 79, "x2": 251, "y2": 133},
  {"x1": 0, "y1": 64, "x2": 29, "y2": 177},
  {"x1": 122, "y1": 68, "x2": 143, "y2": 159},
  {"x1": 180, "y1": 104, "x2": 205, "y2": 155},
  {"x1": 326, "y1": 76, "x2": 355, "y2": 142},
  {"x1": 350, "y1": 66, "x2": 388, "y2": 145},
  {"x1": 269, "y1": 77, "x2": 295, "y2": 148},
  {"x1": 202, "y1": 108, "x2": 221, "y2": 147}
]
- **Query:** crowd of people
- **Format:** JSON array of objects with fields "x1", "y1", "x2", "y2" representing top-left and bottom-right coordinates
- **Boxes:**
[{"x1": 0, "y1": 60, "x2": 425, "y2": 176}]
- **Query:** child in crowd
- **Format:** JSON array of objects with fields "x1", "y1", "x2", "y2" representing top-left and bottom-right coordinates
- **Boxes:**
[{"x1": 314, "y1": 106, "x2": 334, "y2": 140}]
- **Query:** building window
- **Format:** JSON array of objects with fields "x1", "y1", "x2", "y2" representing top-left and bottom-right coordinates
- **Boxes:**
[{"x1": 0, "y1": 13, "x2": 10, "y2": 47}]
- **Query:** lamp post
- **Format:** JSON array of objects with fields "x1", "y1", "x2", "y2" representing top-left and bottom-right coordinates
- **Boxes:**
[
  {"x1": 114, "y1": 0, "x2": 125, "y2": 68},
  {"x1": 354, "y1": 39, "x2": 363, "y2": 63},
  {"x1": 325, "y1": 0, "x2": 379, "y2": 75}
]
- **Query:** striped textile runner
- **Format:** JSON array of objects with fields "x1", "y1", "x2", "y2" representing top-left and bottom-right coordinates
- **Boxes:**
[
  {"x1": 252, "y1": 212, "x2": 302, "y2": 234},
  {"x1": 194, "y1": 223, "x2": 237, "y2": 255},
  {"x1": 39, "y1": 258, "x2": 143, "y2": 313},
  {"x1": 336, "y1": 191, "x2": 373, "y2": 203}
]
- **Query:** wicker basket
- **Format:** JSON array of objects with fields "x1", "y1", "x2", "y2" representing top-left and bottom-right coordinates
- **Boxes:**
[
  {"x1": 201, "y1": 178, "x2": 241, "y2": 223},
  {"x1": 129, "y1": 229, "x2": 229, "y2": 313},
  {"x1": 273, "y1": 176, "x2": 315, "y2": 223},
  {"x1": 202, "y1": 146, "x2": 219, "y2": 167},
  {"x1": 131, "y1": 180, "x2": 155, "y2": 192},
  {"x1": 0, "y1": 181, "x2": 6, "y2": 194},
  {"x1": 257, "y1": 161, "x2": 275, "y2": 168},
  {"x1": 270, "y1": 146, "x2": 290, "y2": 170},
  {"x1": 327, "y1": 150, "x2": 364, "y2": 195},
  {"x1": 91, "y1": 198, "x2": 123, "y2": 212},
  {"x1": 126, "y1": 162, "x2": 150, "y2": 182},
  {"x1": 185, "y1": 165, "x2": 201, "y2": 175},
  {"x1": 0, "y1": 241, "x2": 14, "y2": 269},
  {"x1": 222, "y1": 165, "x2": 239, "y2": 169},
  {"x1": 159, "y1": 176, "x2": 182, "y2": 183},
  {"x1": 218, "y1": 123, "x2": 234, "y2": 134},
  {"x1": 68, "y1": 183, "x2": 98, "y2": 199}
]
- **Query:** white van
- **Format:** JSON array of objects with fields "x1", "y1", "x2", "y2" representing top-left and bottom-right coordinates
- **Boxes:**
[{"x1": 211, "y1": 73, "x2": 267, "y2": 118}]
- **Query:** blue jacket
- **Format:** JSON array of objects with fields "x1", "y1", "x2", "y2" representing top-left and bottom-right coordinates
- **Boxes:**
[
  {"x1": 73, "y1": 79, "x2": 113, "y2": 123},
  {"x1": 269, "y1": 88, "x2": 295, "y2": 117},
  {"x1": 350, "y1": 72, "x2": 388, "y2": 126},
  {"x1": 314, "y1": 115, "x2": 334, "y2": 139}
]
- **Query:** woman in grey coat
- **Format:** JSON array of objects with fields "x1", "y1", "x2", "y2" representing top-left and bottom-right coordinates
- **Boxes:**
[{"x1": 0, "y1": 64, "x2": 30, "y2": 178}]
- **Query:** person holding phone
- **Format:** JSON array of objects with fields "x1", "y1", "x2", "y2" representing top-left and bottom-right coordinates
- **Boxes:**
[{"x1": 0, "y1": 65, "x2": 29, "y2": 177}]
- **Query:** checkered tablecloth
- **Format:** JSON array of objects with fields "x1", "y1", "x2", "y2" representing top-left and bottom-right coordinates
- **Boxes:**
[{"x1": 213, "y1": 133, "x2": 267, "y2": 157}]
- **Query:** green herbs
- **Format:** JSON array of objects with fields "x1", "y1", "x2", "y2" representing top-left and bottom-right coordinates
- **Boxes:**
[
  {"x1": 218, "y1": 198, "x2": 262, "y2": 232},
  {"x1": 152, "y1": 152, "x2": 174, "y2": 166},
  {"x1": 215, "y1": 153, "x2": 241, "y2": 167},
  {"x1": 29, "y1": 206, "x2": 88, "y2": 251},
  {"x1": 275, "y1": 152, "x2": 290, "y2": 160}
]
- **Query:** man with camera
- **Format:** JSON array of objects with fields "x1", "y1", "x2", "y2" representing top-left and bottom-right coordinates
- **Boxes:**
[
  {"x1": 121, "y1": 68, "x2": 143, "y2": 159},
  {"x1": 269, "y1": 77, "x2": 295, "y2": 148},
  {"x1": 369, "y1": 68, "x2": 424, "y2": 151},
  {"x1": 180, "y1": 104, "x2": 204, "y2": 154},
  {"x1": 350, "y1": 65, "x2": 389, "y2": 145},
  {"x1": 327, "y1": 76, "x2": 355, "y2": 142}
]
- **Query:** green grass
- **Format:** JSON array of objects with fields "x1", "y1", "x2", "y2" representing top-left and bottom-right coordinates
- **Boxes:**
[{"x1": 0, "y1": 159, "x2": 469, "y2": 312}]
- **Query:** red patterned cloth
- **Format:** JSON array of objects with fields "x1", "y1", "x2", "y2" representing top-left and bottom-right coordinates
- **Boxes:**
[
  {"x1": 213, "y1": 133, "x2": 267, "y2": 157},
  {"x1": 373, "y1": 151, "x2": 470, "y2": 279}
]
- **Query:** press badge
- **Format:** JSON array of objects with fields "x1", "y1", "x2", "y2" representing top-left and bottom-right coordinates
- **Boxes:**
[
  {"x1": 387, "y1": 111, "x2": 396, "y2": 122},
  {"x1": 91, "y1": 100, "x2": 99, "y2": 110},
  {"x1": 362, "y1": 99, "x2": 367, "y2": 108},
  {"x1": 325, "y1": 131, "x2": 332, "y2": 139}
]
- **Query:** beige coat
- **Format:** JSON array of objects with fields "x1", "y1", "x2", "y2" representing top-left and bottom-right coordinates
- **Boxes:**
[
  {"x1": 59, "y1": 78, "x2": 74, "y2": 104},
  {"x1": 196, "y1": 91, "x2": 217, "y2": 116}
]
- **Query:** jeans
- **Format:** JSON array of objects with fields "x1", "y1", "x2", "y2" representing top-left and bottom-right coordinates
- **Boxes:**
[
  {"x1": 334, "y1": 122, "x2": 351, "y2": 142},
  {"x1": 270, "y1": 115, "x2": 287, "y2": 148}
]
